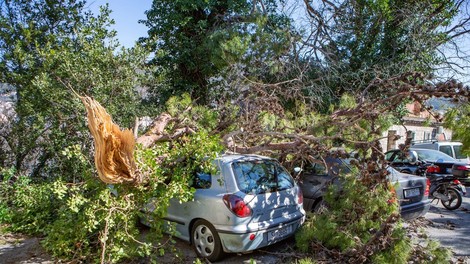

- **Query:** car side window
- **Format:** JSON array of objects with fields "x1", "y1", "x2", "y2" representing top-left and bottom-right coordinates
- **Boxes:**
[
  {"x1": 304, "y1": 161, "x2": 328, "y2": 175},
  {"x1": 385, "y1": 152, "x2": 394, "y2": 161},
  {"x1": 314, "y1": 163, "x2": 328, "y2": 175},
  {"x1": 391, "y1": 151, "x2": 411, "y2": 163},
  {"x1": 193, "y1": 172, "x2": 212, "y2": 189},
  {"x1": 439, "y1": 146, "x2": 453, "y2": 157}
]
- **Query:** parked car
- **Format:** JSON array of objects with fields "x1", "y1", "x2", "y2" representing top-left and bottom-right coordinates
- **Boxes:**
[
  {"x1": 411, "y1": 140, "x2": 469, "y2": 163},
  {"x1": 299, "y1": 157, "x2": 430, "y2": 221},
  {"x1": 142, "y1": 154, "x2": 305, "y2": 262},
  {"x1": 385, "y1": 148, "x2": 470, "y2": 185}
]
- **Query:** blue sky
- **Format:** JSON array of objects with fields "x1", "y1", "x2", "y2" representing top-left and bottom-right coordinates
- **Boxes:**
[{"x1": 88, "y1": 0, "x2": 153, "y2": 48}]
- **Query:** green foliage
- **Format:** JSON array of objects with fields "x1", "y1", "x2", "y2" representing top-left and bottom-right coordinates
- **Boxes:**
[
  {"x1": 295, "y1": 258, "x2": 316, "y2": 264},
  {"x1": 0, "y1": 173, "x2": 61, "y2": 235},
  {"x1": 296, "y1": 172, "x2": 404, "y2": 260},
  {"x1": 339, "y1": 94, "x2": 357, "y2": 109},
  {"x1": 0, "y1": 167, "x2": 16, "y2": 223},
  {"x1": 0, "y1": 2, "x2": 151, "y2": 181},
  {"x1": 445, "y1": 106, "x2": 470, "y2": 155},
  {"x1": 41, "y1": 182, "x2": 151, "y2": 262},
  {"x1": 0, "y1": 129, "x2": 224, "y2": 262},
  {"x1": 412, "y1": 240, "x2": 452, "y2": 264},
  {"x1": 142, "y1": 0, "x2": 294, "y2": 104},
  {"x1": 371, "y1": 226, "x2": 412, "y2": 264}
]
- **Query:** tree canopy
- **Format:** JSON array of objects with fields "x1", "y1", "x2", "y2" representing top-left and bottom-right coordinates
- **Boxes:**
[{"x1": 141, "y1": 0, "x2": 295, "y2": 104}]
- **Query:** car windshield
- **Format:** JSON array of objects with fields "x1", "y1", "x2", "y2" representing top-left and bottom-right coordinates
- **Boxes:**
[
  {"x1": 453, "y1": 145, "x2": 466, "y2": 159},
  {"x1": 414, "y1": 149, "x2": 455, "y2": 162},
  {"x1": 232, "y1": 160, "x2": 294, "y2": 195}
]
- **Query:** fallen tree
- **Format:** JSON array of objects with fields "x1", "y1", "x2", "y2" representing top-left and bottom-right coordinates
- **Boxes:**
[{"x1": 73, "y1": 71, "x2": 468, "y2": 263}]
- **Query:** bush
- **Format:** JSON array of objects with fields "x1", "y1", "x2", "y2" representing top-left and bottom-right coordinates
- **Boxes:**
[
  {"x1": 0, "y1": 171, "x2": 60, "y2": 235},
  {"x1": 295, "y1": 170, "x2": 451, "y2": 263},
  {"x1": 0, "y1": 130, "x2": 224, "y2": 263},
  {"x1": 296, "y1": 172, "x2": 409, "y2": 262}
]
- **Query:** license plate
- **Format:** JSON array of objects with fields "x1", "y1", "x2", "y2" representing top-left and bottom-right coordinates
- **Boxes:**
[
  {"x1": 404, "y1": 188, "x2": 420, "y2": 198},
  {"x1": 267, "y1": 224, "x2": 292, "y2": 241}
]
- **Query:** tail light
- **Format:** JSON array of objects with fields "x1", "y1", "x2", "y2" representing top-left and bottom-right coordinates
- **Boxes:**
[
  {"x1": 424, "y1": 178, "x2": 430, "y2": 197},
  {"x1": 426, "y1": 165, "x2": 440, "y2": 173},
  {"x1": 297, "y1": 187, "x2": 303, "y2": 205},
  {"x1": 453, "y1": 179, "x2": 462, "y2": 185},
  {"x1": 223, "y1": 194, "x2": 252, "y2": 218},
  {"x1": 455, "y1": 165, "x2": 470, "y2": 171}
]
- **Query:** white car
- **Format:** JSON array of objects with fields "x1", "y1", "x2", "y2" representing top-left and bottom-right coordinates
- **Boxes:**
[{"x1": 143, "y1": 154, "x2": 305, "y2": 261}]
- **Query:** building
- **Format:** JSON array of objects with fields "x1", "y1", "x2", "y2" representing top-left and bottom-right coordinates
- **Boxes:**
[{"x1": 380, "y1": 101, "x2": 453, "y2": 151}]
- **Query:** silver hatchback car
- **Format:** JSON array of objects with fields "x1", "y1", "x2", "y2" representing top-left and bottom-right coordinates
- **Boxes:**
[{"x1": 145, "y1": 154, "x2": 305, "y2": 261}]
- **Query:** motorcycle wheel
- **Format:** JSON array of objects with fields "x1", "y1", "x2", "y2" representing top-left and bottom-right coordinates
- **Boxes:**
[{"x1": 440, "y1": 187, "x2": 462, "y2": 210}]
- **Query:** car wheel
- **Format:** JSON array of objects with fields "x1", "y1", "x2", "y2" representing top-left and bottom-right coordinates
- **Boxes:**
[
  {"x1": 191, "y1": 219, "x2": 225, "y2": 262},
  {"x1": 440, "y1": 187, "x2": 462, "y2": 210}
]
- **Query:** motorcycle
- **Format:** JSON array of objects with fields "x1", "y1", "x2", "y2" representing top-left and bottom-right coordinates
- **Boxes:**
[{"x1": 416, "y1": 163, "x2": 465, "y2": 210}]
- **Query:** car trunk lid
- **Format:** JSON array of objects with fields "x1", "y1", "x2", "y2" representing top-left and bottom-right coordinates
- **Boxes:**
[
  {"x1": 389, "y1": 169, "x2": 428, "y2": 206},
  {"x1": 245, "y1": 187, "x2": 300, "y2": 223}
]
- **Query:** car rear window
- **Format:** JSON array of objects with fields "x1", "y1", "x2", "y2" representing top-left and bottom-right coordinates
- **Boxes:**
[
  {"x1": 415, "y1": 149, "x2": 455, "y2": 162},
  {"x1": 232, "y1": 160, "x2": 294, "y2": 195}
]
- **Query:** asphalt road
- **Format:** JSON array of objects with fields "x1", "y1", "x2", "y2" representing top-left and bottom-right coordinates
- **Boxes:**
[{"x1": 423, "y1": 186, "x2": 470, "y2": 257}]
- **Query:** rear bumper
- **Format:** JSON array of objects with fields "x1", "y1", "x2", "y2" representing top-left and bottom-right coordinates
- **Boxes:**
[
  {"x1": 217, "y1": 214, "x2": 305, "y2": 253},
  {"x1": 400, "y1": 199, "x2": 431, "y2": 221}
]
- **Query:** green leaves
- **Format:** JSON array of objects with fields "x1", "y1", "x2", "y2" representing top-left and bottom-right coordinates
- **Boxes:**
[
  {"x1": 445, "y1": 106, "x2": 470, "y2": 155},
  {"x1": 296, "y1": 172, "x2": 403, "y2": 261},
  {"x1": 1, "y1": 1, "x2": 151, "y2": 180},
  {"x1": 142, "y1": 0, "x2": 293, "y2": 104}
]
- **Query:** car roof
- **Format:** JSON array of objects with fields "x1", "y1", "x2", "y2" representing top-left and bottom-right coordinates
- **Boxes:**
[{"x1": 410, "y1": 147, "x2": 454, "y2": 155}]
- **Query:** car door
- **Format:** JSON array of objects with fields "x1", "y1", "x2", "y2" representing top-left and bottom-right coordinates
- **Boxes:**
[
  {"x1": 299, "y1": 160, "x2": 333, "y2": 210},
  {"x1": 165, "y1": 171, "x2": 222, "y2": 241}
]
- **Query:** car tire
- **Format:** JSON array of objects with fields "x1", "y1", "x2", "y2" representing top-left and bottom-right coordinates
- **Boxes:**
[
  {"x1": 440, "y1": 187, "x2": 462, "y2": 210},
  {"x1": 191, "y1": 219, "x2": 225, "y2": 262}
]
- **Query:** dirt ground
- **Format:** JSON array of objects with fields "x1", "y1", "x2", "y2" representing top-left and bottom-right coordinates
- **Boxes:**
[
  {"x1": 0, "y1": 233, "x2": 52, "y2": 264},
  {"x1": 0, "y1": 228, "x2": 291, "y2": 264}
]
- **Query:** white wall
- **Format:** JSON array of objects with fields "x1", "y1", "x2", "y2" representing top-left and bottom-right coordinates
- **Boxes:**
[{"x1": 380, "y1": 124, "x2": 453, "y2": 152}]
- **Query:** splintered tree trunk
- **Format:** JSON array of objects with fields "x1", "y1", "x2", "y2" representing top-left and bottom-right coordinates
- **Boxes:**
[
  {"x1": 81, "y1": 96, "x2": 138, "y2": 184},
  {"x1": 80, "y1": 96, "x2": 194, "y2": 184}
]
